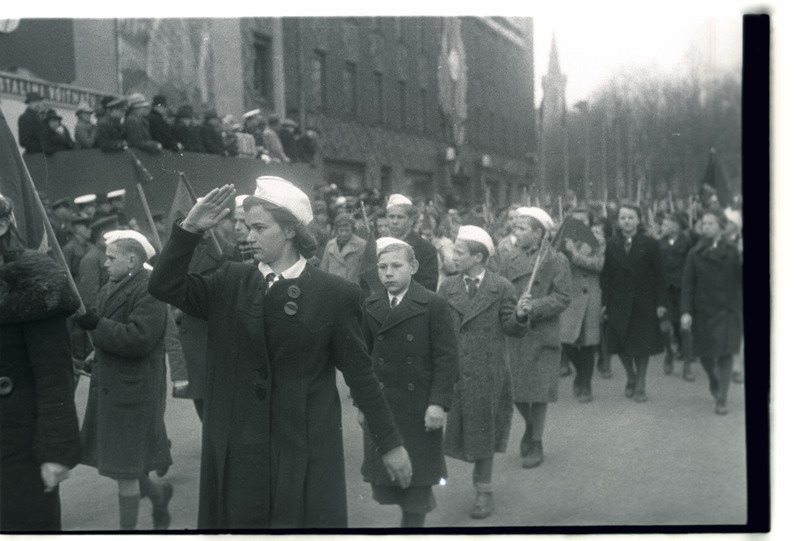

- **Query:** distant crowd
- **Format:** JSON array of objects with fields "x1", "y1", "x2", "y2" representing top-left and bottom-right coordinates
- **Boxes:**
[{"x1": 17, "y1": 91, "x2": 319, "y2": 163}]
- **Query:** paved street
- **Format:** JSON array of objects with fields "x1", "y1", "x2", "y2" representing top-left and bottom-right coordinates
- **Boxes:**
[{"x1": 61, "y1": 352, "x2": 747, "y2": 531}]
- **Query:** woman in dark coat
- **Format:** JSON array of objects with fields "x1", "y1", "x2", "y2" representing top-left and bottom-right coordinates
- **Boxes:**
[
  {"x1": 148, "y1": 181, "x2": 410, "y2": 529},
  {"x1": 77, "y1": 232, "x2": 173, "y2": 529},
  {"x1": 680, "y1": 209, "x2": 742, "y2": 415},
  {"x1": 601, "y1": 202, "x2": 668, "y2": 402},
  {"x1": 41, "y1": 109, "x2": 75, "y2": 155},
  {"x1": 0, "y1": 196, "x2": 81, "y2": 532}
]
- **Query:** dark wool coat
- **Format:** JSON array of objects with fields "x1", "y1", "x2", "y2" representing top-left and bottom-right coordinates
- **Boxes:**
[
  {"x1": 94, "y1": 116, "x2": 127, "y2": 151},
  {"x1": 77, "y1": 245, "x2": 108, "y2": 313},
  {"x1": 439, "y1": 271, "x2": 526, "y2": 462},
  {"x1": 499, "y1": 244, "x2": 571, "y2": 403},
  {"x1": 360, "y1": 281, "x2": 458, "y2": 487},
  {"x1": 601, "y1": 232, "x2": 668, "y2": 357},
  {"x1": 42, "y1": 126, "x2": 75, "y2": 155},
  {"x1": 560, "y1": 239, "x2": 604, "y2": 346},
  {"x1": 124, "y1": 115, "x2": 161, "y2": 153},
  {"x1": 0, "y1": 251, "x2": 81, "y2": 532},
  {"x1": 173, "y1": 123, "x2": 206, "y2": 153},
  {"x1": 177, "y1": 238, "x2": 238, "y2": 400},
  {"x1": 147, "y1": 109, "x2": 180, "y2": 151},
  {"x1": 200, "y1": 123, "x2": 226, "y2": 155},
  {"x1": 80, "y1": 268, "x2": 172, "y2": 479},
  {"x1": 659, "y1": 233, "x2": 693, "y2": 289},
  {"x1": 680, "y1": 240, "x2": 743, "y2": 358},
  {"x1": 148, "y1": 224, "x2": 403, "y2": 529},
  {"x1": 17, "y1": 107, "x2": 44, "y2": 154},
  {"x1": 404, "y1": 230, "x2": 439, "y2": 292}
]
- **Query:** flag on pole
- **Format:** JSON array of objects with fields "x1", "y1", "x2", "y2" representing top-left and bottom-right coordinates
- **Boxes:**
[
  {"x1": 0, "y1": 109, "x2": 48, "y2": 251},
  {"x1": 167, "y1": 173, "x2": 223, "y2": 256},
  {"x1": 357, "y1": 228, "x2": 382, "y2": 298}
]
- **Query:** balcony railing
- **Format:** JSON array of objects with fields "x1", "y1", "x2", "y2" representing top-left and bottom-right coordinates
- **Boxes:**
[{"x1": 0, "y1": 71, "x2": 109, "y2": 109}]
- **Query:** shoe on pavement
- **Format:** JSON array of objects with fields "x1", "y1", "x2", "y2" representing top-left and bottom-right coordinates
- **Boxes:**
[
  {"x1": 633, "y1": 390, "x2": 648, "y2": 403},
  {"x1": 152, "y1": 482, "x2": 173, "y2": 530},
  {"x1": 715, "y1": 401, "x2": 729, "y2": 415},
  {"x1": 470, "y1": 491, "x2": 495, "y2": 519},
  {"x1": 522, "y1": 441, "x2": 543, "y2": 469},
  {"x1": 578, "y1": 391, "x2": 593, "y2": 403},
  {"x1": 559, "y1": 364, "x2": 572, "y2": 377},
  {"x1": 624, "y1": 382, "x2": 635, "y2": 398},
  {"x1": 683, "y1": 363, "x2": 696, "y2": 381},
  {"x1": 664, "y1": 355, "x2": 674, "y2": 375}
]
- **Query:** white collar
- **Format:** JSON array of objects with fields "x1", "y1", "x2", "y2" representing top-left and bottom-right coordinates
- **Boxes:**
[
  {"x1": 259, "y1": 256, "x2": 307, "y2": 280},
  {"x1": 463, "y1": 269, "x2": 486, "y2": 285}
]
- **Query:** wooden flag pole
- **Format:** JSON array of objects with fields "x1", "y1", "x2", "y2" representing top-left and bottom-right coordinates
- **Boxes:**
[
  {"x1": 524, "y1": 240, "x2": 549, "y2": 296},
  {"x1": 360, "y1": 201, "x2": 371, "y2": 235},
  {"x1": 134, "y1": 182, "x2": 164, "y2": 253}
]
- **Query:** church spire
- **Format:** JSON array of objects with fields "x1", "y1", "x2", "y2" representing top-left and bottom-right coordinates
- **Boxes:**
[{"x1": 548, "y1": 34, "x2": 561, "y2": 75}]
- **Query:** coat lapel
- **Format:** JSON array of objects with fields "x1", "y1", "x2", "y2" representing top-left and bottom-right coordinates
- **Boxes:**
[
  {"x1": 368, "y1": 281, "x2": 428, "y2": 334},
  {"x1": 461, "y1": 273, "x2": 502, "y2": 326},
  {"x1": 100, "y1": 270, "x2": 142, "y2": 318},
  {"x1": 505, "y1": 250, "x2": 534, "y2": 283}
]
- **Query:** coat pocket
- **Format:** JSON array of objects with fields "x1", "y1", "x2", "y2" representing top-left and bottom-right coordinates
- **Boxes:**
[{"x1": 114, "y1": 372, "x2": 146, "y2": 408}]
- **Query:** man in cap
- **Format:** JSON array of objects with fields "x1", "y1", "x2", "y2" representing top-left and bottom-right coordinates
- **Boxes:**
[
  {"x1": 439, "y1": 225, "x2": 529, "y2": 519},
  {"x1": 385, "y1": 194, "x2": 439, "y2": 291},
  {"x1": 95, "y1": 97, "x2": 129, "y2": 151},
  {"x1": 41, "y1": 109, "x2": 75, "y2": 155},
  {"x1": 199, "y1": 110, "x2": 226, "y2": 156},
  {"x1": 18, "y1": 91, "x2": 47, "y2": 154},
  {"x1": 320, "y1": 212, "x2": 367, "y2": 283},
  {"x1": 77, "y1": 215, "x2": 119, "y2": 314},
  {"x1": 76, "y1": 230, "x2": 173, "y2": 530},
  {"x1": 148, "y1": 95, "x2": 182, "y2": 151},
  {"x1": 75, "y1": 194, "x2": 98, "y2": 220},
  {"x1": 107, "y1": 189, "x2": 129, "y2": 226},
  {"x1": 49, "y1": 198, "x2": 74, "y2": 247},
  {"x1": 74, "y1": 101, "x2": 97, "y2": 149},
  {"x1": 172, "y1": 105, "x2": 206, "y2": 152},
  {"x1": 498, "y1": 207, "x2": 570, "y2": 469},
  {"x1": 62, "y1": 214, "x2": 92, "y2": 278},
  {"x1": 124, "y1": 93, "x2": 162, "y2": 154},
  {"x1": 263, "y1": 114, "x2": 290, "y2": 162},
  {"x1": 149, "y1": 177, "x2": 412, "y2": 529},
  {"x1": 242, "y1": 109, "x2": 266, "y2": 148}
]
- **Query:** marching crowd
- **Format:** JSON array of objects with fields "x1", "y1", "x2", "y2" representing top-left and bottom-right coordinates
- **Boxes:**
[
  {"x1": 0, "y1": 173, "x2": 743, "y2": 532},
  {"x1": 17, "y1": 90, "x2": 319, "y2": 163}
]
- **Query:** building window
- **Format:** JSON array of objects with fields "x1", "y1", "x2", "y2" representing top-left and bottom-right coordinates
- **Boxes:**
[
  {"x1": 342, "y1": 62, "x2": 357, "y2": 118},
  {"x1": 419, "y1": 87, "x2": 428, "y2": 134},
  {"x1": 373, "y1": 71, "x2": 384, "y2": 126},
  {"x1": 253, "y1": 35, "x2": 274, "y2": 108},
  {"x1": 311, "y1": 50, "x2": 326, "y2": 112},
  {"x1": 398, "y1": 80, "x2": 407, "y2": 131}
]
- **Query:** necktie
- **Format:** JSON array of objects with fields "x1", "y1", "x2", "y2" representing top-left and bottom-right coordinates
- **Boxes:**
[
  {"x1": 624, "y1": 237, "x2": 632, "y2": 254},
  {"x1": 465, "y1": 277, "x2": 479, "y2": 298},
  {"x1": 390, "y1": 296, "x2": 398, "y2": 309},
  {"x1": 265, "y1": 273, "x2": 281, "y2": 293}
]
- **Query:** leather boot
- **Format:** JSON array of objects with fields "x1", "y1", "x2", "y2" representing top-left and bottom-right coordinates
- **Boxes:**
[
  {"x1": 683, "y1": 360, "x2": 696, "y2": 381},
  {"x1": 470, "y1": 485, "x2": 495, "y2": 519},
  {"x1": 151, "y1": 482, "x2": 173, "y2": 530}
]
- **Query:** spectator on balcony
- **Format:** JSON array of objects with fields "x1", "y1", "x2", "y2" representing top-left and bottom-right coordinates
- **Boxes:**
[
  {"x1": 242, "y1": 109, "x2": 266, "y2": 149},
  {"x1": 18, "y1": 91, "x2": 47, "y2": 154},
  {"x1": 278, "y1": 119, "x2": 300, "y2": 161},
  {"x1": 41, "y1": 109, "x2": 75, "y2": 155},
  {"x1": 219, "y1": 114, "x2": 240, "y2": 157},
  {"x1": 148, "y1": 95, "x2": 182, "y2": 151},
  {"x1": 199, "y1": 110, "x2": 226, "y2": 156},
  {"x1": 124, "y1": 94, "x2": 162, "y2": 154},
  {"x1": 263, "y1": 114, "x2": 290, "y2": 163},
  {"x1": 296, "y1": 126, "x2": 320, "y2": 164},
  {"x1": 74, "y1": 102, "x2": 97, "y2": 150},
  {"x1": 95, "y1": 97, "x2": 129, "y2": 152},
  {"x1": 173, "y1": 106, "x2": 205, "y2": 153}
]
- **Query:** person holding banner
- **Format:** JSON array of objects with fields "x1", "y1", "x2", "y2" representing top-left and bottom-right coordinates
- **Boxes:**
[
  {"x1": 498, "y1": 207, "x2": 570, "y2": 469},
  {"x1": 1, "y1": 193, "x2": 82, "y2": 532},
  {"x1": 148, "y1": 177, "x2": 411, "y2": 529},
  {"x1": 601, "y1": 202, "x2": 668, "y2": 403}
]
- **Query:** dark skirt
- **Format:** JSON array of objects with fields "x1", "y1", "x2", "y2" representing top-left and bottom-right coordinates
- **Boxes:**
[{"x1": 371, "y1": 484, "x2": 436, "y2": 514}]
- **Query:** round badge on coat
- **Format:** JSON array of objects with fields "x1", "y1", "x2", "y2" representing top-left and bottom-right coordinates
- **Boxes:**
[
  {"x1": 287, "y1": 285, "x2": 301, "y2": 298},
  {"x1": 284, "y1": 301, "x2": 299, "y2": 316}
]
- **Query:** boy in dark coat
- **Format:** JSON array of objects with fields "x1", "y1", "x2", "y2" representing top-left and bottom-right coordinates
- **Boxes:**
[{"x1": 360, "y1": 237, "x2": 459, "y2": 528}]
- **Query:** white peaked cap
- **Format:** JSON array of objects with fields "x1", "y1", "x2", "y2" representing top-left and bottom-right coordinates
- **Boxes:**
[
  {"x1": 252, "y1": 176, "x2": 313, "y2": 225},
  {"x1": 386, "y1": 193, "x2": 413, "y2": 209},
  {"x1": 242, "y1": 108, "x2": 262, "y2": 119},
  {"x1": 74, "y1": 194, "x2": 97, "y2": 205},
  {"x1": 234, "y1": 195, "x2": 248, "y2": 208},
  {"x1": 724, "y1": 208, "x2": 742, "y2": 229},
  {"x1": 517, "y1": 207, "x2": 554, "y2": 231},
  {"x1": 376, "y1": 237, "x2": 411, "y2": 254},
  {"x1": 107, "y1": 189, "x2": 126, "y2": 199},
  {"x1": 456, "y1": 225, "x2": 495, "y2": 257},
  {"x1": 104, "y1": 229, "x2": 157, "y2": 260}
]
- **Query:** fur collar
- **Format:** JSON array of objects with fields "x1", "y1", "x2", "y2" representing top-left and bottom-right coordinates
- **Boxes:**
[{"x1": 0, "y1": 250, "x2": 80, "y2": 325}]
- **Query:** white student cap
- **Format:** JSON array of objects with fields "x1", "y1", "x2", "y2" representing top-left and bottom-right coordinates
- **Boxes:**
[
  {"x1": 74, "y1": 194, "x2": 97, "y2": 205},
  {"x1": 376, "y1": 236, "x2": 412, "y2": 255},
  {"x1": 516, "y1": 207, "x2": 554, "y2": 231},
  {"x1": 234, "y1": 195, "x2": 248, "y2": 208},
  {"x1": 242, "y1": 108, "x2": 261, "y2": 119},
  {"x1": 104, "y1": 229, "x2": 156, "y2": 260},
  {"x1": 250, "y1": 176, "x2": 313, "y2": 225},
  {"x1": 107, "y1": 189, "x2": 126, "y2": 200},
  {"x1": 386, "y1": 194, "x2": 413, "y2": 209},
  {"x1": 456, "y1": 225, "x2": 495, "y2": 257}
]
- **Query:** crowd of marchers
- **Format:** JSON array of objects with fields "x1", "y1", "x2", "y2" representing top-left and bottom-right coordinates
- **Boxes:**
[
  {"x1": 17, "y1": 90, "x2": 319, "y2": 163},
  {"x1": 1, "y1": 168, "x2": 742, "y2": 532}
]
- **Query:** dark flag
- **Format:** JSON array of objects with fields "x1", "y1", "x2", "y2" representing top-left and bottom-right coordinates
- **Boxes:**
[
  {"x1": 166, "y1": 172, "x2": 223, "y2": 256},
  {"x1": 0, "y1": 109, "x2": 48, "y2": 251},
  {"x1": 551, "y1": 217, "x2": 599, "y2": 252},
  {"x1": 701, "y1": 147, "x2": 730, "y2": 207},
  {"x1": 357, "y1": 228, "x2": 382, "y2": 299}
]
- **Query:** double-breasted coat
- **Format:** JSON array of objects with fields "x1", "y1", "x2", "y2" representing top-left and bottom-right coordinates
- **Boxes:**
[
  {"x1": 80, "y1": 268, "x2": 172, "y2": 479},
  {"x1": 659, "y1": 233, "x2": 693, "y2": 320},
  {"x1": 360, "y1": 281, "x2": 458, "y2": 487},
  {"x1": 560, "y1": 239, "x2": 604, "y2": 346},
  {"x1": 320, "y1": 234, "x2": 367, "y2": 283},
  {"x1": 600, "y1": 232, "x2": 668, "y2": 357},
  {"x1": 439, "y1": 271, "x2": 526, "y2": 462},
  {"x1": 148, "y1": 224, "x2": 403, "y2": 529},
  {"x1": 499, "y1": 244, "x2": 571, "y2": 403},
  {"x1": 680, "y1": 239, "x2": 742, "y2": 358},
  {"x1": 1, "y1": 251, "x2": 81, "y2": 531}
]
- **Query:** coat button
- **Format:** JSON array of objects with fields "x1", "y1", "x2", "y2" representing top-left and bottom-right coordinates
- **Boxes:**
[
  {"x1": 583, "y1": 287, "x2": 589, "y2": 294},
  {"x1": 407, "y1": 383, "x2": 415, "y2": 391},
  {"x1": 406, "y1": 334, "x2": 414, "y2": 342},
  {"x1": 378, "y1": 357, "x2": 385, "y2": 365},
  {"x1": 379, "y1": 381, "x2": 385, "y2": 390},
  {"x1": 406, "y1": 356, "x2": 413, "y2": 365},
  {"x1": 377, "y1": 335, "x2": 384, "y2": 341}
]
